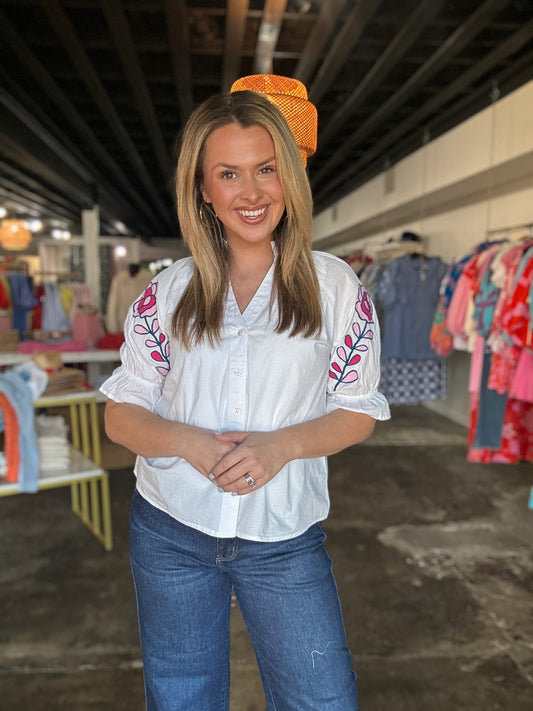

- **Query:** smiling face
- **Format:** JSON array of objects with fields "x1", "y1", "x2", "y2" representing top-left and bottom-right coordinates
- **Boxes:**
[{"x1": 200, "y1": 122, "x2": 286, "y2": 252}]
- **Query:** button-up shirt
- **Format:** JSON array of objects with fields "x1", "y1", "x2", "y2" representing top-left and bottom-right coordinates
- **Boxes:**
[{"x1": 100, "y1": 249, "x2": 390, "y2": 541}]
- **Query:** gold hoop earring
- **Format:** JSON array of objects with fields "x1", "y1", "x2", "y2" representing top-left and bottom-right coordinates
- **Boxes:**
[
  {"x1": 199, "y1": 202, "x2": 216, "y2": 229},
  {"x1": 199, "y1": 202, "x2": 227, "y2": 249}
]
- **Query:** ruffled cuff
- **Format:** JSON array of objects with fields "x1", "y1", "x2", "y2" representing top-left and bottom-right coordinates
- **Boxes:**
[
  {"x1": 99, "y1": 367, "x2": 161, "y2": 410},
  {"x1": 326, "y1": 390, "x2": 391, "y2": 421}
]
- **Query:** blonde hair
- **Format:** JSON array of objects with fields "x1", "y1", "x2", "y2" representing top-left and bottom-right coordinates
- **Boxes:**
[{"x1": 173, "y1": 90, "x2": 322, "y2": 347}]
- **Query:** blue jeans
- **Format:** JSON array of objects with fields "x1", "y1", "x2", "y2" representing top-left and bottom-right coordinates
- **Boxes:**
[{"x1": 130, "y1": 490, "x2": 358, "y2": 710}]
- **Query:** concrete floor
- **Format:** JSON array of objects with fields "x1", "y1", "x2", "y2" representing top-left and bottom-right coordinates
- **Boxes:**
[{"x1": 1, "y1": 405, "x2": 532, "y2": 710}]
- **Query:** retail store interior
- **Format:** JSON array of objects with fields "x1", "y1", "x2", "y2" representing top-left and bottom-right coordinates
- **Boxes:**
[{"x1": 0, "y1": 2, "x2": 532, "y2": 709}]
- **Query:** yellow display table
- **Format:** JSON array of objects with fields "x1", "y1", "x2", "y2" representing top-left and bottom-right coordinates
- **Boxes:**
[{"x1": 0, "y1": 390, "x2": 113, "y2": 551}]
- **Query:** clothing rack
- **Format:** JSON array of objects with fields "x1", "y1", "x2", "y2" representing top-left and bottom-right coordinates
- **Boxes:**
[
  {"x1": 486, "y1": 223, "x2": 533, "y2": 241},
  {"x1": 0, "y1": 258, "x2": 29, "y2": 274},
  {"x1": 34, "y1": 270, "x2": 83, "y2": 281},
  {"x1": 374, "y1": 239, "x2": 426, "y2": 262}
]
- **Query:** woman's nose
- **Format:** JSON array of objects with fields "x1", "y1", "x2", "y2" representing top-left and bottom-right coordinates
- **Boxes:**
[{"x1": 240, "y1": 174, "x2": 262, "y2": 201}]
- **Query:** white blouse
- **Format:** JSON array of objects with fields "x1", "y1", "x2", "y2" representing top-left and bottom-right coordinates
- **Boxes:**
[{"x1": 100, "y1": 249, "x2": 390, "y2": 542}]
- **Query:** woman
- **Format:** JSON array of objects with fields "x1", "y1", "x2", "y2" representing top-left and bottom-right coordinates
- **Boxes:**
[{"x1": 102, "y1": 76, "x2": 390, "y2": 710}]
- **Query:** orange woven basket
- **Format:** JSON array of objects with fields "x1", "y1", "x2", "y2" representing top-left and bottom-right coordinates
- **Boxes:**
[{"x1": 230, "y1": 74, "x2": 317, "y2": 165}]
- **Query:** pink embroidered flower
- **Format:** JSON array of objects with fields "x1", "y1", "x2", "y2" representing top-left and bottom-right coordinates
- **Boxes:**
[
  {"x1": 133, "y1": 282, "x2": 158, "y2": 318},
  {"x1": 355, "y1": 285, "x2": 373, "y2": 322},
  {"x1": 131, "y1": 281, "x2": 170, "y2": 376}
]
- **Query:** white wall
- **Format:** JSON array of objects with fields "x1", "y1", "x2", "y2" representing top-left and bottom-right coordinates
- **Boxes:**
[{"x1": 312, "y1": 81, "x2": 533, "y2": 426}]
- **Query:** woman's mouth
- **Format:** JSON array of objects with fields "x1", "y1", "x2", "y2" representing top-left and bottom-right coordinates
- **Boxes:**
[{"x1": 237, "y1": 206, "x2": 267, "y2": 220}]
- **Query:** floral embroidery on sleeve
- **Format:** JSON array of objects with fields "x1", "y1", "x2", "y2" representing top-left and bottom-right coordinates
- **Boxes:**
[
  {"x1": 330, "y1": 285, "x2": 374, "y2": 391},
  {"x1": 132, "y1": 282, "x2": 170, "y2": 376}
]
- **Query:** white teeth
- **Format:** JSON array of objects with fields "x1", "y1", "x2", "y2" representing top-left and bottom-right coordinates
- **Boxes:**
[{"x1": 238, "y1": 207, "x2": 267, "y2": 218}]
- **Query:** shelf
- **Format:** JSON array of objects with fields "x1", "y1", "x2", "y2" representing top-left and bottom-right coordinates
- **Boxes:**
[
  {"x1": 0, "y1": 349, "x2": 120, "y2": 367},
  {"x1": 0, "y1": 389, "x2": 113, "y2": 550},
  {"x1": 0, "y1": 448, "x2": 103, "y2": 496}
]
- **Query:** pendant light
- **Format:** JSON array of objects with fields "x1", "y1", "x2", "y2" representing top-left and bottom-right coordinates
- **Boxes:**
[{"x1": 0, "y1": 219, "x2": 32, "y2": 251}]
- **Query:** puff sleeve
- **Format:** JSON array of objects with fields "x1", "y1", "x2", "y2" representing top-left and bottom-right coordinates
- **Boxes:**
[
  {"x1": 100, "y1": 280, "x2": 170, "y2": 411},
  {"x1": 324, "y1": 260, "x2": 390, "y2": 421}
]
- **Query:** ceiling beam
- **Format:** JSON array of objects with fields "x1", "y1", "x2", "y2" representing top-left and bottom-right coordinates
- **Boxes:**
[
  {"x1": 0, "y1": 76, "x2": 160, "y2": 234},
  {"x1": 0, "y1": 160, "x2": 81, "y2": 215},
  {"x1": 0, "y1": 178, "x2": 79, "y2": 223},
  {"x1": 308, "y1": 0, "x2": 383, "y2": 105},
  {"x1": 0, "y1": 8, "x2": 166, "y2": 234},
  {"x1": 41, "y1": 0, "x2": 175, "y2": 232},
  {"x1": 254, "y1": 0, "x2": 287, "y2": 75},
  {"x1": 102, "y1": 0, "x2": 173, "y2": 181},
  {"x1": 164, "y1": 0, "x2": 194, "y2": 126},
  {"x1": 293, "y1": 0, "x2": 345, "y2": 85},
  {"x1": 314, "y1": 17, "x2": 533, "y2": 206},
  {"x1": 0, "y1": 131, "x2": 91, "y2": 210},
  {"x1": 318, "y1": 0, "x2": 447, "y2": 149},
  {"x1": 311, "y1": 0, "x2": 514, "y2": 191},
  {"x1": 222, "y1": 0, "x2": 249, "y2": 92}
]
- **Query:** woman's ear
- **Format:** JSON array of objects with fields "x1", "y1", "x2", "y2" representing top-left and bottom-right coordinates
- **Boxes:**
[{"x1": 200, "y1": 185, "x2": 211, "y2": 203}]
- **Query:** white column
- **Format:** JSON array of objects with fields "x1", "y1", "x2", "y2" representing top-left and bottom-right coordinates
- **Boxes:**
[{"x1": 82, "y1": 206, "x2": 101, "y2": 312}]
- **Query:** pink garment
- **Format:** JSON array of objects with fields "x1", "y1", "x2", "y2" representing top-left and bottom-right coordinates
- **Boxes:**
[
  {"x1": 488, "y1": 242, "x2": 531, "y2": 353},
  {"x1": 0, "y1": 314, "x2": 12, "y2": 332},
  {"x1": 18, "y1": 340, "x2": 88, "y2": 354},
  {"x1": 487, "y1": 343, "x2": 521, "y2": 395},
  {"x1": 468, "y1": 335, "x2": 485, "y2": 393},
  {"x1": 72, "y1": 312, "x2": 103, "y2": 348},
  {"x1": 468, "y1": 391, "x2": 533, "y2": 464},
  {"x1": 510, "y1": 349, "x2": 533, "y2": 403},
  {"x1": 501, "y1": 254, "x2": 533, "y2": 349},
  {"x1": 446, "y1": 253, "x2": 479, "y2": 341}
]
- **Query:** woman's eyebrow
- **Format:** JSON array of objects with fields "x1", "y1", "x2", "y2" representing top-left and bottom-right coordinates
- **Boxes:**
[{"x1": 211, "y1": 156, "x2": 276, "y2": 171}]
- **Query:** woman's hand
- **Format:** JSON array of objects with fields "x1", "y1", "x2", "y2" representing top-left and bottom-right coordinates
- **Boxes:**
[
  {"x1": 211, "y1": 430, "x2": 291, "y2": 495},
  {"x1": 184, "y1": 428, "x2": 239, "y2": 480},
  {"x1": 104, "y1": 400, "x2": 238, "y2": 482}
]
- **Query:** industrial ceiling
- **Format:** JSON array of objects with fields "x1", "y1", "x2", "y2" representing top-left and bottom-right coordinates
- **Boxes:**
[{"x1": 0, "y1": 0, "x2": 531, "y2": 241}]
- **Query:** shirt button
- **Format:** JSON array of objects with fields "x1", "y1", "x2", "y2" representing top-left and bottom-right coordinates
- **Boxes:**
[
  {"x1": 233, "y1": 368, "x2": 242, "y2": 376},
  {"x1": 234, "y1": 408, "x2": 241, "y2": 415},
  {"x1": 237, "y1": 329, "x2": 244, "y2": 336}
]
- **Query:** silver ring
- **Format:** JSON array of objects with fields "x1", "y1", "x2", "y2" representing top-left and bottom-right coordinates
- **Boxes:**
[{"x1": 244, "y1": 474, "x2": 256, "y2": 489}]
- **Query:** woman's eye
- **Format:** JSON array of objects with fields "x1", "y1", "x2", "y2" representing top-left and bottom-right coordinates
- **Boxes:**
[
  {"x1": 221, "y1": 170, "x2": 236, "y2": 180},
  {"x1": 260, "y1": 165, "x2": 274, "y2": 175}
]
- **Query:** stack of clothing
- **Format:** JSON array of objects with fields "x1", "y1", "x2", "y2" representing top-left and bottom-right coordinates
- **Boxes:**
[
  {"x1": 0, "y1": 370, "x2": 39, "y2": 492},
  {"x1": 35, "y1": 414, "x2": 70, "y2": 473}
]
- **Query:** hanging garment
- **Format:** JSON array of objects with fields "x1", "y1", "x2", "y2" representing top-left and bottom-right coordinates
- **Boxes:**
[
  {"x1": 41, "y1": 282, "x2": 71, "y2": 334},
  {"x1": 510, "y1": 350, "x2": 533, "y2": 403},
  {"x1": 8, "y1": 273, "x2": 38, "y2": 339},
  {"x1": 501, "y1": 250, "x2": 533, "y2": 350},
  {"x1": 487, "y1": 241, "x2": 531, "y2": 355},
  {"x1": 431, "y1": 242, "x2": 501, "y2": 357},
  {"x1": 31, "y1": 283, "x2": 45, "y2": 330},
  {"x1": 377, "y1": 254, "x2": 447, "y2": 361},
  {"x1": 68, "y1": 282, "x2": 103, "y2": 347},
  {"x1": 379, "y1": 357, "x2": 447, "y2": 406},
  {"x1": 0, "y1": 275, "x2": 11, "y2": 310},
  {"x1": 468, "y1": 392, "x2": 533, "y2": 464},
  {"x1": 105, "y1": 268, "x2": 152, "y2": 333}
]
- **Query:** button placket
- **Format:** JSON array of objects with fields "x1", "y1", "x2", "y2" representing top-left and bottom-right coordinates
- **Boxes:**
[{"x1": 228, "y1": 325, "x2": 247, "y2": 428}]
